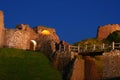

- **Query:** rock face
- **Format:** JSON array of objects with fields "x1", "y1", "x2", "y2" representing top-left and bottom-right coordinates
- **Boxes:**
[
  {"x1": 97, "y1": 24, "x2": 120, "y2": 40},
  {"x1": 69, "y1": 58, "x2": 84, "y2": 80},
  {"x1": 4, "y1": 24, "x2": 37, "y2": 50},
  {"x1": 0, "y1": 11, "x2": 5, "y2": 47},
  {"x1": 84, "y1": 56, "x2": 99, "y2": 80},
  {"x1": 53, "y1": 41, "x2": 70, "y2": 69}
]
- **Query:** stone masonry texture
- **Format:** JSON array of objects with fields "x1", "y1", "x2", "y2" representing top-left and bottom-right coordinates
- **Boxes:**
[{"x1": 103, "y1": 50, "x2": 120, "y2": 79}]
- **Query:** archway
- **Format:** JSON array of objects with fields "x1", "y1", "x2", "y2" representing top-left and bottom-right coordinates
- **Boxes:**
[{"x1": 30, "y1": 40, "x2": 37, "y2": 51}]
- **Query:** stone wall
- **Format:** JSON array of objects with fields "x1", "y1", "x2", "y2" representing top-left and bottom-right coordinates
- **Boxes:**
[
  {"x1": 4, "y1": 24, "x2": 37, "y2": 50},
  {"x1": 34, "y1": 26, "x2": 60, "y2": 43},
  {"x1": 0, "y1": 10, "x2": 60, "y2": 51},
  {"x1": 2, "y1": 23, "x2": 60, "y2": 51},
  {"x1": 103, "y1": 50, "x2": 120, "y2": 79},
  {"x1": 97, "y1": 24, "x2": 120, "y2": 40},
  {"x1": 34, "y1": 26, "x2": 60, "y2": 56},
  {"x1": 0, "y1": 11, "x2": 5, "y2": 47}
]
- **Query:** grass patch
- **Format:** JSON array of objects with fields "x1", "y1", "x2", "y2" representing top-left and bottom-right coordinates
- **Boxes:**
[{"x1": 0, "y1": 48, "x2": 62, "y2": 80}]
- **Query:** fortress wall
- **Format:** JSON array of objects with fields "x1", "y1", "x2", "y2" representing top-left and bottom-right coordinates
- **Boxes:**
[
  {"x1": 4, "y1": 29, "x2": 31, "y2": 49},
  {"x1": 4, "y1": 24, "x2": 37, "y2": 50},
  {"x1": 103, "y1": 50, "x2": 120, "y2": 79},
  {"x1": 0, "y1": 10, "x2": 60, "y2": 52}
]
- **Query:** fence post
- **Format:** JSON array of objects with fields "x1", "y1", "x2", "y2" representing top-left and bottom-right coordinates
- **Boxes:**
[
  {"x1": 102, "y1": 43, "x2": 105, "y2": 50},
  {"x1": 78, "y1": 46, "x2": 80, "y2": 53},
  {"x1": 68, "y1": 45, "x2": 70, "y2": 52},
  {"x1": 93, "y1": 44, "x2": 96, "y2": 51},
  {"x1": 85, "y1": 45, "x2": 87, "y2": 51},
  {"x1": 59, "y1": 45, "x2": 61, "y2": 52},
  {"x1": 112, "y1": 41, "x2": 115, "y2": 50},
  {"x1": 63, "y1": 45, "x2": 65, "y2": 51},
  {"x1": 73, "y1": 46, "x2": 76, "y2": 51}
]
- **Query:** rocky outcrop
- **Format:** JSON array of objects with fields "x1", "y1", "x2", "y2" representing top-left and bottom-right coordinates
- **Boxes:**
[
  {"x1": 4, "y1": 24, "x2": 37, "y2": 50},
  {"x1": 97, "y1": 24, "x2": 120, "y2": 40},
  {"x1": 0, "y1": 11, "x2": 5, "y2": 47},
  {"x1": 84, "y1": 56, "x2": 99, "y2": 80},
  {"x1": 53, "y1": 41, "x2": 70, "y2": 67},
  {"x1": 69, "y1": 58, "x2": 84, "y2": 80}
]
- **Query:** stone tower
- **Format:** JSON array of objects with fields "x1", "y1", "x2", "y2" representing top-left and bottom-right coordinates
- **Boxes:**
[{"x1": 0, "y1": 10, "x2": 5, "y2": 47}]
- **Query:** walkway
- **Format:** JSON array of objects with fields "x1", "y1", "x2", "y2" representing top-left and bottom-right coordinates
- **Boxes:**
[{"x1": 68, "y1": 42, "x2": 120, "y2": 56}]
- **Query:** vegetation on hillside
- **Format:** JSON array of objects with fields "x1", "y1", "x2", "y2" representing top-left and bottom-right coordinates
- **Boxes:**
[
  {"x1": 104, "y1": 30, "x2": 120, "y2": 44},
  {"x1": 0, "y1": 48, "x2": 62, "y2": 80},
  {"x1": 74, "y1": 38, "x2": 102, "y2": 46},
  {"x1": 74, "y1": 38, "x2": 103, "y2": 51}
]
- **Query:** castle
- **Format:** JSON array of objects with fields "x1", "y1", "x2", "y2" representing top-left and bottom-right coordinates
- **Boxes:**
[
  {"x1": 1, "y1": 10, "x2": 120, "y2": 80},
  {"x1": 0, "y1": 11, "x2": 60, "y2": 53}
]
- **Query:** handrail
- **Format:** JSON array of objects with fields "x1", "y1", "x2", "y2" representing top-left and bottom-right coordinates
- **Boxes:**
[{"x1": 68, "y1": 42, "x2": 120, "y2": 53}]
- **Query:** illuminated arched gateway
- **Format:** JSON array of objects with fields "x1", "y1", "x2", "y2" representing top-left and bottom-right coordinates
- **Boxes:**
[{"x1": 30, "y1": 40, "x2": 37, "y2": 51}]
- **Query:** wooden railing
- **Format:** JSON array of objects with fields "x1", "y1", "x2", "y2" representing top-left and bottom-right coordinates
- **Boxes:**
[{"x1": 68, "y1": 42, "x2": 120, "y2": 53}]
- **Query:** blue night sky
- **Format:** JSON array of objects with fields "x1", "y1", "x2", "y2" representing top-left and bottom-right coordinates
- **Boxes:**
[{"x1": 1, "y1": 0, "x2": 120, "y2": 44}]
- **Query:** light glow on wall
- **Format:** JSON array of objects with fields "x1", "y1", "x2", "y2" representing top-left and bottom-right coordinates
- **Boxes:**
[{"x1": 41, "y1": 30, "x2": 50, "y2": 35}]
